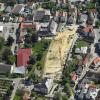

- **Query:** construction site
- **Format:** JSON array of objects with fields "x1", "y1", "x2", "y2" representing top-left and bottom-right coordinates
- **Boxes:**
[{"x1": 43, "y1": 25, "x2": 78, "y2": 79}]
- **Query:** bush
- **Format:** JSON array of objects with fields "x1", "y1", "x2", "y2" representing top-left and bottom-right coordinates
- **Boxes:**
[{"x1": 95, "y1": 21, "x2": 100, "y2": 28}]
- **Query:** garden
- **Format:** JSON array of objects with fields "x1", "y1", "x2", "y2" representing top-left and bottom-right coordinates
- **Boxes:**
[
  {"x1": 24, "y1": 29, "x2": 51, "y2": 82},
  {"x1": 75, "y1": 39, "x2": 89, "y2": 48},
  {"x1": 0, "y1": 79, "x2": 13, "y2": 100}
]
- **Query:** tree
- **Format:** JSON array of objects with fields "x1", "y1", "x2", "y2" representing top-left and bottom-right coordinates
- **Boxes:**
[
  {"x1": 6, "y1": 36, "x2": 14, "y2": 46},
  {"x1": 2, "y1": 47, "x2": 15, "y2": 64},
  {"x1": 95, "y1": 20, "x2": 100, "y2": 28},
  {"x1": 31, "y1": 32, "x2": 38, "y2": 43},
  {"x1": 0, "y1": 36, "x2": 5, "y2": 50},
  {"x1": 64, "y1": 83, "x2": 73, "y2": 97},
  {"x1": 29, "y1": 55, "x2": 37, "y2": 64},
  {"x1": 54, "y1": 92, "x2": 68, "y2": 100},
  {"x1": 7, "y1": 55, "x2": 16, "y2": 65},
  {"x1": 24, "y1": 30, "x2": 38, "y2": 48},
  {"x1": 36, "y1": 53, "x2": 42, "y2": 61}
]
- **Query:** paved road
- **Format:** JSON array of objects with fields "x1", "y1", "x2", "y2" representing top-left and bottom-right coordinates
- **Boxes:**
[
  {"x1": 94, "y1": 28, "x2": 100, "y2": 43},
  {"x1": 10, "y1": 78, "x2": 21, "y2": 100}
]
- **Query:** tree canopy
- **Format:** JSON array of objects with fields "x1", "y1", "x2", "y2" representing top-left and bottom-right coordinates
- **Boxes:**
[{"x1": 0, "y1": 36, "x2": 5, "y2": 50}]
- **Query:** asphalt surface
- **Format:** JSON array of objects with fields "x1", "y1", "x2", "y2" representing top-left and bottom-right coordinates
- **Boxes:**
[{"x1": 10, "y1": 78, "x2": 21, "y2": 100}]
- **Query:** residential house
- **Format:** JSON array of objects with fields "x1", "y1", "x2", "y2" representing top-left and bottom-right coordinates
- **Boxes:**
[
  {"x1": 16, "y1": 48, "x2": 32, "y2": 67},
  {"x1": 95, "y1": 43, "x2": 100, "y2": 56},
  {"x1": 18, "y1": 16, "x2": 25, "y2": 23},
  {"x1": 0, "y1": 26, "x2": 3, "y2": 33},
  {"x1": 76, "y1": 65, "x2": 83, "y2": 76},
  {"x1": 0, "y1": 26, "x2": 7, "y2": 40},
  {"x1": 18, "y1": 22, "x2": 36, "y2": 43},
  {"x1": 27, "y1": 1, "x2": 36, "y2": 9},
  {"x1": 12, "y1": 4, "x2": 24, "y2": 14},
  {"x1": 48, "y1": 19, "x2": 58, "y2": 35},
  {"x1": 22, "y1": 91, "x2": 31, "y2": 100},
  {"x1": 70, "y1": 72, "x2": 78, "y2": 82},
  {"x1": 2, "y1": 15, "x2": 11, "y2": 22},
  {"x1": 75, "y1": 71, "x2": 100, "y2": 100},
  {"x1": 57, "y1": 0, "x2": 68, "y2": 3},
  {"x1": 85, "y1": 71, "x2": 100, "y2": 83},
  {"x1": 0, "y1": 23, "x2": 16, "y2": 41},
  {"x1": 0, "y1": 64, "x2": 14, "y2": 74},
  {"x1": 34, "y1": 10, "x2": 45, "y2": 22},
  {"x1": 23, "y1": 15, "x2": 33, "y2": 23},
  {"x1": 85, "y1": 86, "x2": 99, "y2": 100},
  {"x1": 34, "y1": 10, "x2": 51, "y2": 23},
  {"x1": 88, "y1": 8, "x2": 96, "y2": 18},
  {"x1": 54, "y1": 11, "x2": 67, "y2": 23},
  {"x1": 16, "y1": 0, "x2": 28, "y2": 4},
  {"x1": 79, "y1": 26, "x2": 95, "y2": 43},
  {"x1": 37, "y1": 26, "x2": 49, "y2": 37},
  {"x1": 23, "y1": 6, "x2": 32, "y2": 15},
  {"x1": 96, "y1": 90, "x2": 100, "y2": 100},
  {"x1": 75, "y1": 47, "x2": 88, "y2": 54},
  {"x1": 91, "y1": 57, "x2": 100, "y2": 70},
  {"x1": 4, "y1": 6, "x2": 12, "y2": 13},
  {"x1": 34, "y1": 78, "x2": 53, "y2": 94},
  {"x1": 82, "y1": 54, "x2": 91, "y2": 66}
]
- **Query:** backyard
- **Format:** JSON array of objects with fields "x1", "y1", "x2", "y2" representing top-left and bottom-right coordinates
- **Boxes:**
[
  {"x1": 76, "y1": 39, "x2": 89, "y2": 48},
  {"x1": 27, "y1": 39, "x2": 51, "y2": 82},
  {"x1": 0, "y1": 79, "x2": 13, "y2": 100}
]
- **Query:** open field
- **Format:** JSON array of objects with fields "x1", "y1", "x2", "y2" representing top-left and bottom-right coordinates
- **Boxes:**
[{"x1": 43, "y1": 25, "x2": 78, "y2": 79}]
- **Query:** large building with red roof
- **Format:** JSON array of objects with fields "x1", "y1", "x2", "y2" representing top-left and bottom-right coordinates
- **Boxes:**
[{"x1": 17, "y1": 48, "x2": 32, "y2": 67}]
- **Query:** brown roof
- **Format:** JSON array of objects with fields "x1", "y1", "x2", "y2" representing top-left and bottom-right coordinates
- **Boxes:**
[
  {"x1": 20, "y1": 23, "x2": 36, "y2": 29},
  {"x1": 89, "y1": 9, "x2": 96, "y2": 13},
  {"x1": 12, "y1": 4, "x2": 23, "y2": 13},
  {"x1": 83, "y1": 26, "x2": 93, "y2": 33}
]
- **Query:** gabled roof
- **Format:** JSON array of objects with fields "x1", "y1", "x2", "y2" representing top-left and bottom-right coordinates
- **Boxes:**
[
  {"x1": 12, "y1": 4, "x2": 23, "y2": 13},
  {"x1": 20, "y1": 23, "x2": 36, "y2": 29},
  {"x1": 34, "y1": 11, "x2": 45, "y2": 22},
  {"x1": 89, "y1": 9, "x2": 96, "y2": 13},
  {"x1": 17, "y1": 48, "x2": 32, "y2": 67},
  {"x1": 0, "y1": 64, "x2": 13, "y2": 73}
]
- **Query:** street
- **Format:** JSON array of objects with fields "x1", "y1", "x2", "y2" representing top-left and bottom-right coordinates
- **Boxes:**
[{"x1": 10, "y1": 78, "x2": 21, "y2": 100}]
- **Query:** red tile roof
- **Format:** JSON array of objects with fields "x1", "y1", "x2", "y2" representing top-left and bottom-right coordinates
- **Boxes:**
[
  {"x1": 20, "y1": 23, "x2": 36, "y2": 29},
  {"x1": 93, "y1": 57, "x2": 100, "y2": 65},
  {"x1": 89, "y1": 9, "x2": 96, "y2": 13},
  {"x1": 70, "y1": 72, "x2": 78, "y2": 81},
  {"x1": 83, "y1": 26, "x2": 93, "y2": 33},
  {"x1": 83, "y1": 54, "x2": 90, "y2": 65},
  {"x1": 17, "y1": 48, "x2": 31, "y2": 67}
]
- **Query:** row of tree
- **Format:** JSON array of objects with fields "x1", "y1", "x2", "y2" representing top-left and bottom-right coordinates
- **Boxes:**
[{"x1": 0, "y1": 36, "x2": 15, "y2": 65}]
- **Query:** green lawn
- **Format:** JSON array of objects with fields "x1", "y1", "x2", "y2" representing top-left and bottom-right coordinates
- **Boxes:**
[
  {"x1": 76, "y1": 40, "x2": 88, "y2": 48},
  {"x1": 86, "y1": 2, "x2": 95, "y2": 9},
  {"x1": 28, "y1": 39, "x2": 51, "y2": 81},
  {"x1": 13, "y1": 95, "x2": 21, "y2": 100}
]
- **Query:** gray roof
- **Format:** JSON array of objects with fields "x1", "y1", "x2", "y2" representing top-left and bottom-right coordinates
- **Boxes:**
[
  {"x1": 34, "y1": 11, "x2": 45, "y2": 22},
  {"x1": 76, "y1": 66, "x2": 83, "y2": 75},
  {"x1": 12, "y1": 4, "x2": 23, "y2": 13},
  {"x1": 5, "y1": 6, "x2": 12, "y2": 13},
  {"x1": 67, "y1": 16, "x2": 74, "y2": 24},
  {"x1": 0, "y1": 64, "x2": 12, "y2": 73}
]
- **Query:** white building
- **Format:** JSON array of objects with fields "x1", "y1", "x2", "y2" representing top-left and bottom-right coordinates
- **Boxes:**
[{"x1": 49, "y1": 20, "x2": 58, "y2": 35}]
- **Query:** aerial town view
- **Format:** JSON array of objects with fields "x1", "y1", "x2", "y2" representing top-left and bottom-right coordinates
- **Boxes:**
[{"x1": 0, "y1": 0, "x2": 100, "y2": 100}]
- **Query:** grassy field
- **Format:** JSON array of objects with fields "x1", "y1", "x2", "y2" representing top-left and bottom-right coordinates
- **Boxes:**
[{"x1": 76, "y1": 40, "x2": 89, "y2": 48}]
